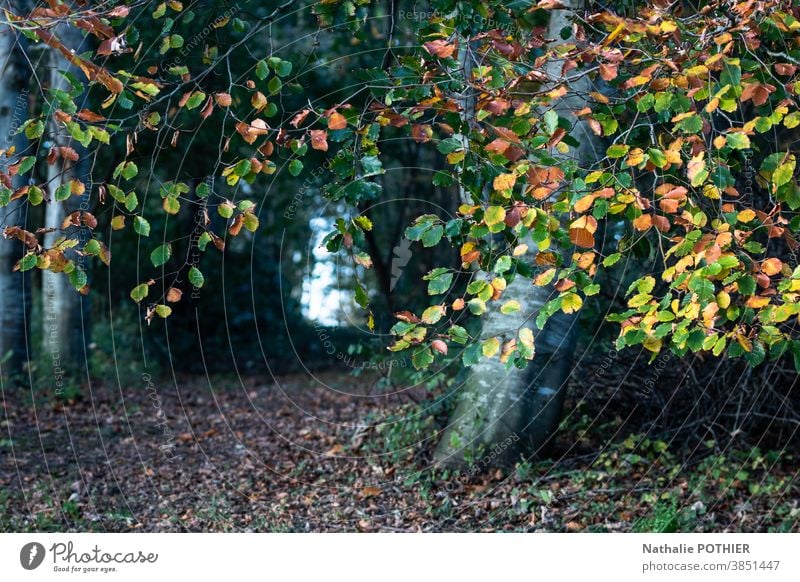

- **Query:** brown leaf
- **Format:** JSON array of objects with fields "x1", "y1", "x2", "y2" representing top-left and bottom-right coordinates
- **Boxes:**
[
  {"x1": 423, "y1": 40, "x2": 456, "y2": 58},
  {"x1": 76, "y1": 109, "x2": 106, "y2": 123},
  {"x1": 290, "y1": 109, "x2": 311, "y2": 128},
  {"x1": 200, "y1": 97, "x2": 214, "y2": 120},
  {"x1": 484, "y1": 139, "x2": 510, "y2": 155},
  {"x1": 360, "y1": 486, "x2": 382, "y2": 498},
  {"x1": 569, "y1": 228, "x2": 595, "y2": 248},
  {"x1": 599, "y1": 62, "x2": 618, "y2": 81},
  {"x1": 411, "y1": 124, "x2": 432, "y2": 143},
  {"x1": 310, "y1": 129, "x2": 328, "y2": 152},
  {"x1": 228, "y1": 214, "x2": 244, "y2": 237},
  {"x1": 395, "y1": 311, "x2": 421, "y2": 323},
  {"x1": 214, "y1": 93, "x2": 232, "y2": 107}
]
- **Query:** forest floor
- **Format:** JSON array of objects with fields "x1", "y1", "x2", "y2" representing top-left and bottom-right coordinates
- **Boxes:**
[{"x1": 1, "y1": 370, "x2": 798, "y2": 532}]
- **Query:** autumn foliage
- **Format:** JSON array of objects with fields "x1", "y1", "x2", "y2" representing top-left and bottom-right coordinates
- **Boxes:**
[{"x1": 3, "y1": 0, "x2": 800, "y2": 371}]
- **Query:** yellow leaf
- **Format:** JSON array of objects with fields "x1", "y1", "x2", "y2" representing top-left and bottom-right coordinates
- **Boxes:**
[
  {"x1": 513, "y1": 244, "x2": 528, "y2": 256},
  {"x1": 482, "y1": 337, "x2": 500, "y2": 357},
  {"x1": 493, "y1": 173, "x2": 517, "y2": 192},
  {"x1": 745, "y1": 296, "x2": 770, "y2": 309},
  {"x1": 517, "y1": 327, "x2": 535, "y2": 358},
  {"x1": 643, "y1": 336, "x2": 662, "y2": 353},
  {"x1": 484, "y1": 205, "x2": 506, "y2": 226},
  {"x1": 421, "y1": 305, "x2": 445, "y2": 324},
  {"x1": 561, "y1": 293, "x2": 583, "y2": 314},
  {"x1": 534, "y1": 268, "x2": 556, "y2": 286},
  {"x1": 737, "y1": 209, "x2": 756, "y2": 222}
]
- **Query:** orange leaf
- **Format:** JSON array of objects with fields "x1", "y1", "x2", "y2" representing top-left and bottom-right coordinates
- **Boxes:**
[
  {"x1": 761, "y1": 258, "x2": 783, "y2": 276},
  {"x1": 569, "y1": 228, "x2": 595, "y2": 248},
  {"x1": 423, "y1": 40, "x2": 456, "y2": 58},
  {"x1": 633, "y1": 214, "x2": 652, "y2": 231},
  {"x1": 310, "y1": 129, "x2": 328, "y2": 152},
  {"x1": 328, "y1": 112, "x2": 347, "y2": 130}
]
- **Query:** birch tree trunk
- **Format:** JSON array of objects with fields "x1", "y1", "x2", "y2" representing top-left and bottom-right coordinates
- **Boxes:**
[
  {"x1": 42, "y1": 22, "x2": 91, "y2": 378},
  {"x1": 435, "y1": 0, "x2": 600, "y2": 469},
  {"x1": 0, "y1": 14, "x2": 32, "y2": 383}
]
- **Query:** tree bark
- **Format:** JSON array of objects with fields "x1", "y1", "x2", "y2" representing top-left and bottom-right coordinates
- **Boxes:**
[
  {"x1": 42, "y1": 21, "x2": 91, "y2": 378},
  {"x1": 0, "y1": 14, "x2": 32, "y2": 383},
  {"x1": 435, "y1": 0, "x2": 599, "y2": 469}
]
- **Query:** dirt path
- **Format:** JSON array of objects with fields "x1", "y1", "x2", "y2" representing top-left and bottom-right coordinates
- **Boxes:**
[{"x1": 1, "y1": 372, "x2": 797, "y2": 532}]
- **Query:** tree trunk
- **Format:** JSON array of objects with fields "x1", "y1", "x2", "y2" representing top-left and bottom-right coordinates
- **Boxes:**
[
  {"x1": 435, "y1": 0, "x2": 599, "y2": 469},
  {"x1": 42, "y1": 22, "x2": 91, "y2": 379},
  {"x1": 0, "y1": 15, "x2": 32, "y2": 383}
]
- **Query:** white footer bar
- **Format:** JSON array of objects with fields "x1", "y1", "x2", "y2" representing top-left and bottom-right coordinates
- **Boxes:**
[{"x1": 1, "y1": 533, "x2": 797, "y2": 581}]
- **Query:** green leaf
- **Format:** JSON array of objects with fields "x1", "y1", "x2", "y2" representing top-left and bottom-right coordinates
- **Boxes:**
[
  {"x1": 24, "y1": 120, "x2": 44, "y2": 139},
  {"x1": 603, "y1": 253, "x2": 622, "y2": 267},
  {"x1": 255, "y1": 60, "x2": 269, "y2": 80},
  {"x1": 198, "y1": 231, "x2": 212, "y2": 251},
  {"x1": 360, "y1": 155, "x2": 383, "y2": 177},
  {"x1": 436, "y1": 137, "x2": 463, "y2": 154},
  {"x1": 267, "y1": 77, "x2": 282, "y2": 95},
  {"x1": 55, "y1": 183, "x2": 71, "y2": 202},
  {"x1": 130, "y1": 283, "x2": 149, "y2": 303},
  {"x1": 543, "y1": 110, "x2": 559, "y2": 135},
  {"x1": 18, "y1": 253, "x2": 37, "y2": 271},
  {"x1": 150, "y1": 244, "x2": 171, "y2": 267},
  {"x1": 125, "y1": 192, "x2": 138, "y2": 212},
  {"x1": 411, "y1": 347, "x2": 434, "y2": 370},
  {"x1": 607, "y1": 144, "x2": 629, "y2": 158},
  {"x1": 134, "y1": 216, "x2": 151, "y2": 236},
  {"x1": 461, "y1": 342, "x2": 483, "y2": 366},
  {"x1": 493, "y1": 255, "x2": 512, "y2": 274},
  {"x1": 234, "y1": 159, "x2": 252, "y2": 177},
  {"x1": 448, "y1": 325, "x2": 469, "y2": 344},
  {"x1": 354, "y1": 282, "x2": 368, "y2": 308},
  {"x1": 725, "y1": 133, "x2": 750, "y2": 150},
  {"x1": 425, "y1": 270, "x2": 453, "y2": 295},
  {"x1": 647, "y1": 149, "x2": 667, "y2": 168},
  {"x1": 243, "y1": 212, "x2": 259, "y2": 232},
  {"x1": 27, "y1": 185, "x2": 44, "y2": 206},
  {"x1": 163, "y1": 196, "x2": 180, "y2": 214},
  {"x1": 68, "y1": 267, "x2": 87, "y2": 290},
  {"x1": 155, "y1": 304, "x2": 172, "y2": 318},
  {"x1": 217, "y1": 202, "x2": 234, "y2": 218},
  {"x1": 774, "y1": 157, "x2": 796, "y2": 188},
  {"x1": 188, "y1": 266, "x2": 204, "y2": 288},
  {"x1": 83, "y1": 239, "x2": 101, "y2": 256},
  {"x1": 288, "y1": 159, "x2": 303, "y2": 176},
  {"x1": 274, "y1": 60, "x2": 292, "y2": 77},
  {"x1": 184, "y1": 91, "x2": 206, "y2": 110},
  {"x1": 737, "y1": 275, "x2": 756, "y2": 296},
  {"x1": 421, "y1": 225, "x2": 443, "y2": 248},
  {"x1": 122, "y1": 161, "x2": 138, "y2": 180},
  {"x1": 18, "y1": 156, "x2": 36, "y2": 175}
]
